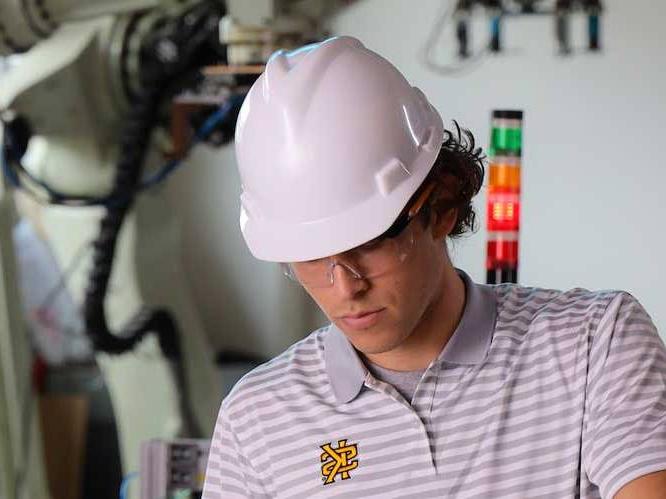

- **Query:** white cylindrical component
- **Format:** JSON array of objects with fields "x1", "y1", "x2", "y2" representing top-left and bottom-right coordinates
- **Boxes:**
[
  {"x1": 0, "y1": 0, "x2": 158, "y2": 55},
  {"x1": 0, "y1": 0, "x2": 52, "y2": 53},
  {"x1": 45, "y1": 0, "x2": 159, "y2": 23}
]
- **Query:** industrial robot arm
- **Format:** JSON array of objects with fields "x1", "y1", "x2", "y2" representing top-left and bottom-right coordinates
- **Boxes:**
[
  {"x1": 0, "y1": 2, "x2": 243, "y2": 498},
  {"x1": 0, "y1": 2, "x2": 347, "y2": 497}
]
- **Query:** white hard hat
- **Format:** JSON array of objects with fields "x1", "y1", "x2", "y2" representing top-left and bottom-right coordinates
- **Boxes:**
[{"x1": 235, "y1": 36, "x2": 444, "y2": 262}]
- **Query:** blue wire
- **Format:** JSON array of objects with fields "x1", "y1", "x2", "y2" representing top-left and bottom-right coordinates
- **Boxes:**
[
  {"x1": 119, "y1": 471, "x2": 139, "y2": 499},
  {"x1": 1, "y1": 146, "x2": 20, "y2": 187},
  {"x1": 0, "y1": 125, "x2": 21, "y2": 187},
  {"x1": 1, "y1": 93, "x2": 244, "y2": 203},
  {"x1": 588, "y1": 15, "x2": 599, "y2": 38},
  {"x1": 194, "y1": 96, "x2": 238, "y2": 141},
  {"x1": 490, "y1": 16, "x2": 501, "y2": 39}
]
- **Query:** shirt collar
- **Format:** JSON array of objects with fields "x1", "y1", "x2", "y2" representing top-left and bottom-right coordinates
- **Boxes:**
[{"x1": 324, "y1": 268, "x2": 497, "y2": 404}]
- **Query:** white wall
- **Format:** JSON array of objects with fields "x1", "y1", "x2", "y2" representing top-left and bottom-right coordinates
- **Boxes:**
[
  {"x1": 327, "y1": 0, "x2": 666, "y2": 334},
  {"x1": 173, "y1": 0, "x2": 665, "y2": 353},
  {"x1": 166, "y1": 145, "x2": 326, "y2": 357}
]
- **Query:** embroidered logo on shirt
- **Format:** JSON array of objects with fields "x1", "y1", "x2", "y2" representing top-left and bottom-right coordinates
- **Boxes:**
[{"x1": 320, "y1": 439, "x2": 359, "y2": 484}]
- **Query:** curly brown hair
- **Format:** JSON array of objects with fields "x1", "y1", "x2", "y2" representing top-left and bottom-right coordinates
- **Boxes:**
[{"x1": 421, "y1": 121, "x2": 486, "y2": 238}]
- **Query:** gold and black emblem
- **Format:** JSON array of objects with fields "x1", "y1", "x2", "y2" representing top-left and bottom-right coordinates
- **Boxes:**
[{"x1": 320, "y1": 439, "x2": 359, "y2": 485}]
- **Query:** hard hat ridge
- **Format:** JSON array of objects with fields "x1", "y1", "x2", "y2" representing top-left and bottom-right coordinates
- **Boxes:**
[
  {"x1": 261, "y1": 37, "x2": 364, "y2": 129},
  {"x1": 235, "y1": 36, "x2": 444, "y2": 262}
]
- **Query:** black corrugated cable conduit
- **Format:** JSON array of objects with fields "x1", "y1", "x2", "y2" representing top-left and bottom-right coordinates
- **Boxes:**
[{"x1": 82, "y1": 0, "x2": 227, "y2": 437}]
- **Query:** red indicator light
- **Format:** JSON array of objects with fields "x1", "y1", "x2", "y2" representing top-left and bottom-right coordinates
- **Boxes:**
[
  {"x1": 486, "y1": 235, "x2": 519, "y2": 269},
  {"x1": 487, "y1": 190, "x2": 520, "y2": 232}
]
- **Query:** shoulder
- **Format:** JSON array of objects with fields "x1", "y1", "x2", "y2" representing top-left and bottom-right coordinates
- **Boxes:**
[
  {"x1": 493, "y1": 281, "x2": 623, "y2": 310},
  {"x1": 494, "y1": 282, "x2": 626, "y2": 323},
  {"x1": 490, "y1": 282, "x2": 636, "y2": 342},
  {"x1": 486, "y1": 284, "x2": 659, "y2": 376},
  {"x1": 587, "y1": 290, "x2": 661, "y2": 360},
  {"x1": 220, "y1": 325, "x2": 331, "y2": 419}
]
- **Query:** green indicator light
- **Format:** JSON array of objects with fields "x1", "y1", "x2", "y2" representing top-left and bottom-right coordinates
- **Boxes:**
[{"x1": 491, "y1": 127, "x2": 522, "y2": 155}]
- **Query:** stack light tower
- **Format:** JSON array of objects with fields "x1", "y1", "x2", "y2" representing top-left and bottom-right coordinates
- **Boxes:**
[{"x1": 486, "y1": 110, "x2": 523, "y2": 284}]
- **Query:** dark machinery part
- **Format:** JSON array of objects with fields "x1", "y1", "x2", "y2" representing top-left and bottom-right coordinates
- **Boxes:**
[
  {"x1": 454, "y1": 0, "x2": 474, "y2": 58},
  {"x1": 450, "y1": 0, "x2": 603, "y2": 58},
  {"x1": 487, "y1": 267, "x2": 518, "y2": 285},
  {"x1": 480, "y1": 0, "x2": 502, "y2": 53},
  {"x1": 556, "y1": 0, "x2": 573, "y2": 55},
  {"x1": 490, "y1": 14, "x2": 501, "y2": 52},
  {"x1": 583, "y1": 0, "x2": 602, "y2": 50},
  {"x1": 1, "y1": 115, "x2": 31, "y2": 161}
]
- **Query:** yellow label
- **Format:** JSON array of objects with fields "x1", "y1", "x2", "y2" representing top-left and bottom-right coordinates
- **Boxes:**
[{"x1": 320, "y1": 439, "x2": 359, "y2": 485}]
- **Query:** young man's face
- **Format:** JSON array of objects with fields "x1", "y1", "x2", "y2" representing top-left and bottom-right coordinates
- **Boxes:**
[{"x1": 298, "y1": 209, "x2": 456, "y2": 357}]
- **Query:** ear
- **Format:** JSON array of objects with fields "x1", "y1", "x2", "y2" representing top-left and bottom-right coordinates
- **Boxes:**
[{"x1": 430, "y1": 206, "x2": 458, "y2": 240}]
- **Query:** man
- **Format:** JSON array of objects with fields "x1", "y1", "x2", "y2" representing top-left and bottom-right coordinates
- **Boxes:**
[{"x1": 203, "y1": 36, "x2": 666, "y2": 498}]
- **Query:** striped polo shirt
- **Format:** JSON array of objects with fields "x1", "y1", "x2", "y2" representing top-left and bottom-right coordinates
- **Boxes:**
[{"x1": 203, "y1": 270, "x2": 666, "y2": 498}]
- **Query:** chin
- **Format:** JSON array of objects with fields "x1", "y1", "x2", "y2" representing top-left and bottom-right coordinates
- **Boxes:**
[{"x1": 342, "y1": 327, "x2": 405, "y2": 356}]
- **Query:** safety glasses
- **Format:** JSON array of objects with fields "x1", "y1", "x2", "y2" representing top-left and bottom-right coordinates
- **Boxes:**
[{"x1": 283, "y1": 183, "x2": 435, "y2": 288}]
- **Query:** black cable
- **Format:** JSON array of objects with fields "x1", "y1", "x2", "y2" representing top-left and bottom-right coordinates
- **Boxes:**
[
  {"x1": 84, "y1": 2, "x2": 225, "y2": 350},
  {"x1": 82, "y1": 0, "x2": 228, "y2": 437},
  {"x1": 1, "y1": 96, "x2": 241, "y2": 207},
  {"x1": 1, "y1": 1, "x2": 232, "y2": 439},
  {"x1": 555, "y1": 0, "x2": 572, "y2": 55},
  {"x1": 1, "y1": 115, "x2": 24, "y2": 187},
  {"x1": 2, "y1": 0, "x2": 234, "y2": 437}
]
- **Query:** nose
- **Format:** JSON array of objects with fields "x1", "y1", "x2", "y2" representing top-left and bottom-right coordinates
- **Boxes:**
[{"x1": 330, "y1": 262, "x2": 368, "y2": 297}]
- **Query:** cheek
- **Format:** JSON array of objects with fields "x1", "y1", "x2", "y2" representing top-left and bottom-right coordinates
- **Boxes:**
[
  {"x1": 302, "y1": 289, "x2": 335, "y2": 320},
  {"x1": 390, "y1": 246, "x2": 442, "y2": 317},
  {"x1": 381, "y1": 268, "x2": 431, "y2": 322}
]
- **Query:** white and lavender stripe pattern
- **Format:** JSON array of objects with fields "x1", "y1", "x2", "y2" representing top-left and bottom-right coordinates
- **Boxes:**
[{"x1": 203, "y1": 270, "x2": 666, "y2": 498}]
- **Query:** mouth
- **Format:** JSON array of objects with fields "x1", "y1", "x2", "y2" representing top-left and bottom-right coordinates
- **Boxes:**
[{"x1": 338, "y1": 308, "x2": 385, "y2": 330}]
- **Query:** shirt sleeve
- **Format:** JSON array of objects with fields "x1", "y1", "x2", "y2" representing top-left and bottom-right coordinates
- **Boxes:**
[
  {"x1": 202, "y1": 402, "x2": 269, "y2": 499},
  {"x1": 582, "y1": 292, "x2": 666, "y2": 499}
]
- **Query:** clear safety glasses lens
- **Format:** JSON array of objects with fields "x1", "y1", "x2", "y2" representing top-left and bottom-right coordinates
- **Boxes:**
[{"x1": 283, "y1": 225, "x2": 416, "y2": 288}]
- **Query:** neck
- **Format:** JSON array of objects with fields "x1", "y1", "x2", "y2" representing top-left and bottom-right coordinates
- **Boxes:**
[{"x1": 363, "y1": 264, "x2": 466, "y2": 371}]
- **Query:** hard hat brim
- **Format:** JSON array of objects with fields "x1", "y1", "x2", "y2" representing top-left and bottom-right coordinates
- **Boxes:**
[{"x1": 240, "y1": 137, "x2": 441, "y2": 263}]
